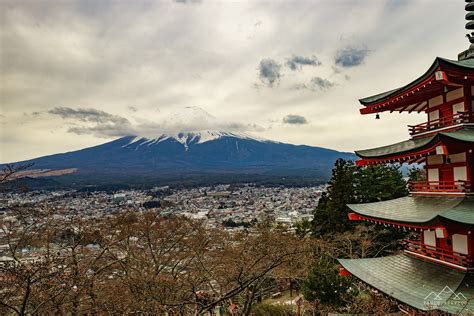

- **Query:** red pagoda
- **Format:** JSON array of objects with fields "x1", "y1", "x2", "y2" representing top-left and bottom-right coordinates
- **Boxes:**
[{"x1": 338, "y1": 2, "x2": 474, "y2": 313}]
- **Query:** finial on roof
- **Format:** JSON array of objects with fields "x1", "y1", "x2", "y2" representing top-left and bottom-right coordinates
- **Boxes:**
[
  {"x1": 465, "y1": 0, "x2": 474, "y2": 37},
  {"x1": 466, "y1": 0, "x2": 474, "y2": 43},
  {"x1": 459, "y1": 0, "x2": 474, "y2": 60}
]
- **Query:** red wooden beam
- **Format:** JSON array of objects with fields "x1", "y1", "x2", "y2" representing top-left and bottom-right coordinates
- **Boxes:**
[
  {"x1": 339, "y1": 267, "x2": 351, "y2": 277},
  {"x1": 348, "y1": 212, "x2": 443, "y2": 230}
]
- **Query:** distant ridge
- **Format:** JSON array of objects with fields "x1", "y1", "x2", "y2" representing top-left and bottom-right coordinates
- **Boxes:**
[{"x1": 4, "y1": 131, "x2": 356, "y2": 187}]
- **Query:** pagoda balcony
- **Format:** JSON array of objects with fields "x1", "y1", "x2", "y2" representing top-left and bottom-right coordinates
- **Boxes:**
[
  {"x1": 402, "y1": 239, "x2": 472, "y2": 270},
  {"x1": 408, "y1": 180, "x2": 471, "y2": 194},
  {"x1": 408, "y1": 111, "x2": 471, "y2": 136}
]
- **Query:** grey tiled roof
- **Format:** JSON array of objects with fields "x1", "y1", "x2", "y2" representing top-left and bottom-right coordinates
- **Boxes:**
[
  {"x1": 338, "y1": 254, "x2": 474, "y2": 313},
  {"x1": 347, "y1": 196, "x2": 474, "y2": 225},
  {"x1": 355, "y1": 127, "x2": 474, "y2": 159}
]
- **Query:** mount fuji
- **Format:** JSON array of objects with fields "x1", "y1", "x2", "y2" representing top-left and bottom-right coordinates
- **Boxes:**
[{"x1": 5, "y1": 131, "x2": 356, "y2": 187}]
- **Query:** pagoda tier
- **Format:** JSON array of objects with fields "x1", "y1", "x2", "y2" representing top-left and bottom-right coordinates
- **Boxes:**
[
  {"x1": 355, "y1": 127, "x2": 474, "y2": 196},
  {"x1": 338, "y1": 255, "x2": 474, "y2": 313},
  {"x1": 347, "y1": 196, "x2": 474, "y2": 271},
  {"x1": 359, "y1": 58, "x2": 474, "y2": 115}
]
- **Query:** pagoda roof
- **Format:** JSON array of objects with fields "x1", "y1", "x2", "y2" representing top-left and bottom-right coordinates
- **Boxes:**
[
  {"x1": 347, "y1": 196, "x2": 474, "y2": 225},
  {"x1": 338, "y1": 254, "x2": 474, "y2": 313},
  {"x1": 355, "y1": 127, "x2": 474, "y2": 161},
  {"x1": 359, "y1": 57, "x2": 474, "y2": 114}
]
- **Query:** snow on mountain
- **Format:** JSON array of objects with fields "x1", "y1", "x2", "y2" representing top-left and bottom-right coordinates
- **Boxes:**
[{"x1": 123, "y1": 131, "x2": 269, "y2": 151}]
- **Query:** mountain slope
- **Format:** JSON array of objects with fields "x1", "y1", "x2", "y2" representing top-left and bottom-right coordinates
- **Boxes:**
[{"x1": 6, "y1": 131, "x2": 356, "y2": 184}]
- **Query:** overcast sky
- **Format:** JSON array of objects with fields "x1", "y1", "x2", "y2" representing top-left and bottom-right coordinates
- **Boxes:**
[{"x1": 0, "y1": 0, "x2": 467, "y2": 162}]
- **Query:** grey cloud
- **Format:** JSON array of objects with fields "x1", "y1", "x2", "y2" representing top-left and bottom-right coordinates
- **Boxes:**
[
  {"x1": 283, "y1": 114, "x2": 308, "y2": 125},
  {"x1": 310, "y1": 77, "x2": 334, "y2": 90},
  {"x1": 48, "y1": 107, "x2": 129, "y2": 125},
  {"x1": 286, "y1": 55, "x2": 321, "y2": 71},
  {"x1": 225, "y1": 122, "x2": 266, "y2": 132},
  {"x1": 68, "y1": 124, "x2": 135, "y2": 138},
  {"x1": 292, "y1": 77, "x2": 334, "y2": 91},
  {"x1": 128, "y1": 106, "x2": 138, "y2": 112},
  {"x1": 258, "y1": 59, "x2": 281, "y2": 87},
  {"x1": 49, "y1": 107, "x2": 132, "y2": 138},
  {"x1": 334, "y1": 46, "x2": 370, "y2": 67},
  {"x1": 66, "y1": 119, "x2": 265, "y2": 138},
  {"x1": 292, "y1": 83, "x2": 309, "y2": 90},
  {"x1": 175, "y1": 0, "x2": 202, "y2": 3},
  {"x1": 51, "y1": 106, "x2": 266, "y2": 138}
]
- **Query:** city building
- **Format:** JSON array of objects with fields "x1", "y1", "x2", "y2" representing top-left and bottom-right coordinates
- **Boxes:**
[{"x1": 338, "y1": 2, "x2": 474, "y2": 313}]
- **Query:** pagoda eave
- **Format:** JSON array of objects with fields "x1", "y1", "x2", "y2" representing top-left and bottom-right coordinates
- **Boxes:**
[
  {"x1": 355, "y1": 127, "x2": 474, "y2": 164},
  {"x1": 359, "y1": 57, "x2": 474, "y2": 115},
  {"x1": 348, "y1": 212, "x2": 441, "y2": 230},
  {"x1": 346, "y1": 196, "x2": 474, "y2": 226}
]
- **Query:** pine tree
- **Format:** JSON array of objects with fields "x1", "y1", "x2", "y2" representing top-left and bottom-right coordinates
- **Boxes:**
[
  {"x1": 311, "y1": 160, "x2": 408, "y2": 236},
  {"x1": 354, "y1": 164, "x2": 408, "y2": 203},
  {"x1": 302, "y1": 255, "x2": 352, "y2": 307},
  {"x1": 311, "y1": 159, "x2": 355, "y2": 236}
]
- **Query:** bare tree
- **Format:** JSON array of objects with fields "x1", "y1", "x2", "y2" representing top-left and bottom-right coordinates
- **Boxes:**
[{"x1": 0, "y1": 164, "x2": 34, "y2": 184}]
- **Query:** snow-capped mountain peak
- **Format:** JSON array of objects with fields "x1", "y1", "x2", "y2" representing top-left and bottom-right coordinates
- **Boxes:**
[{"x1": 123, "y1": 130, "x2": 268, "y2": 150}]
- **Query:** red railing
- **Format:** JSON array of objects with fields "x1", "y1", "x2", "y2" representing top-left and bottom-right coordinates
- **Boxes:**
[
  {"x1": 408, "y1": 111, "x2": 471, "y2": 136},
  {"x1": 409, "y1": 180, "x2": 471, "y2": 193},
  {"x1": 402, "y1": 239, "x2": 472, "y2": 268}
]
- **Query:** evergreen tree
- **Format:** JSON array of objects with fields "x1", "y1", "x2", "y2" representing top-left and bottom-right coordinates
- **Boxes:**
[
  {"x1": 311, "y1": 159, "x2": 355, "y2": 236},
  {"x1": 311, "y1": 160, "x2": 408, "y2": 236},
  {"x1": 302, "y1": 255, "x2": 353, "y2": 307},
  {"x1": 407, "y1": 166, "x2": 426, "y2": 182},
  {"x1": 354, "y1": 164, "x2": 408, "y2": 203}
]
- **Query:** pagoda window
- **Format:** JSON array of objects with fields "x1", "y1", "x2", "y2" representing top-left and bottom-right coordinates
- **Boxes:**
[
  {"x1": 452, "y1": 234, "x2": 469, "y2": 255},
  {"x1": 453, "y1": 102, "x2": 465, "y2": 114},
  {"x1": 428, "y1": 95, "x2": 443, "y2": 108},
  {"x1": 449, "y1": 152, "x2": 466, "y2": 163},
  {"x1": 446, "y1": 87, "x2": 463, "y2": 102},
  {"x1": 427, "y1": 155, "x2": 444, "y2": 165},
  {"x1": 428, "y1": 110, "x2": 439, "y2": 123},
  {"x1": 423, "y1": 230, "x2": 436, "y2": 248},
  {"x1": 427, "y1": 168, "x2": 439, "y2": 182},
  {"x1": 453, "y1": 166, "x2": 467, "y2": 182}
]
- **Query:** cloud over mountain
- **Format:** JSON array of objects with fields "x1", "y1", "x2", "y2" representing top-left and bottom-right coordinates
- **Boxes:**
[{"x1": 48, "y1": 106, "x2": 265, "y2": 138}]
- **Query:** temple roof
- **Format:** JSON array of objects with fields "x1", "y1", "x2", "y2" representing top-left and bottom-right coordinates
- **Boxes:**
[
  {"x1": 355, "y1": 127, "x2": 474, "y2": 160},
  {"x1": 360, "y1": 57, "x2": 474, "y2": 106},
  {"x1": 347, "y1": 196, "x2": 474, "y2": 225},
  {"x1": 338, "y1": 254, "x2": 474, "y2": 313}
]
